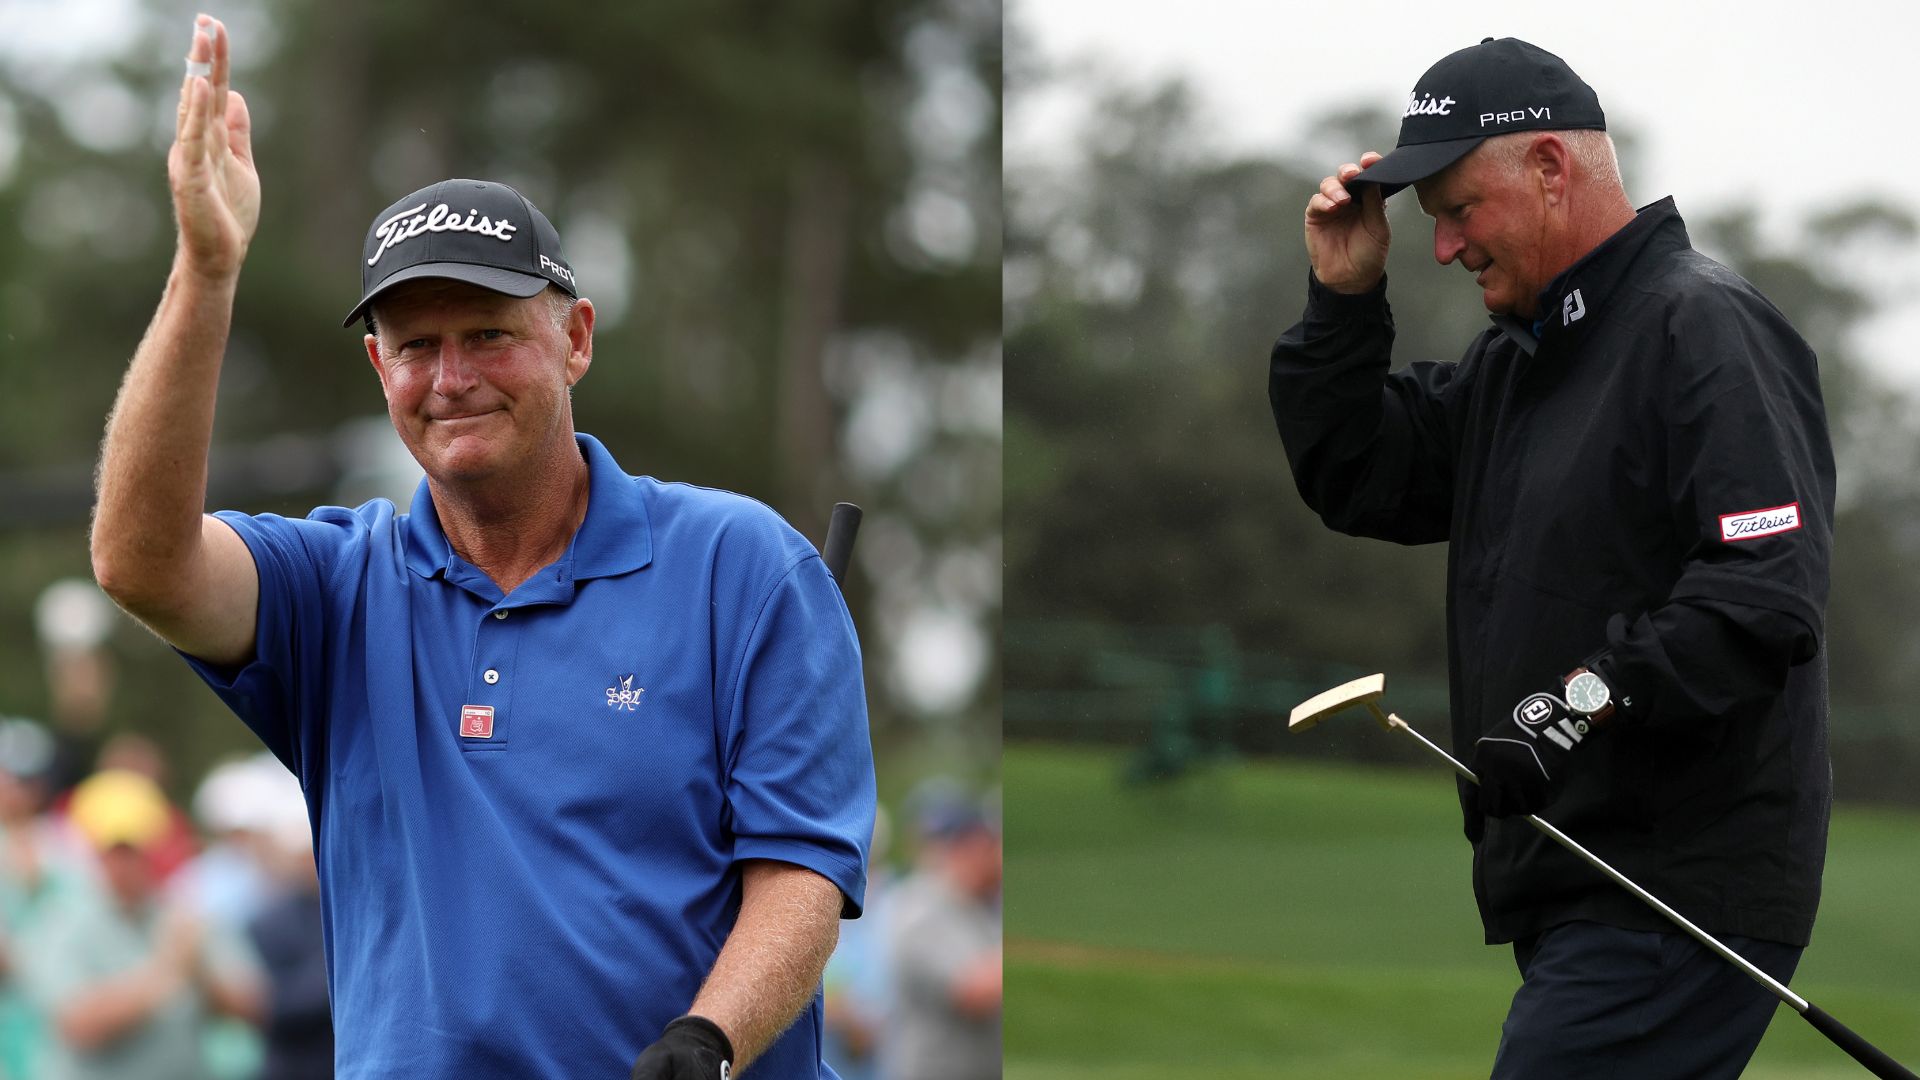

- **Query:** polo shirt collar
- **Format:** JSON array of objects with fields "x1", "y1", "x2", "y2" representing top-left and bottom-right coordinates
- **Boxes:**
[
  {"x1": 1491, "y1": 314, "x2": 1539, "y2": 357},
  {"x1": 402, "y1": 432, "x2": 653, "y2": 586},
  {"x1": 568, "y1": 432, "x2": 653, "y2": 580}
]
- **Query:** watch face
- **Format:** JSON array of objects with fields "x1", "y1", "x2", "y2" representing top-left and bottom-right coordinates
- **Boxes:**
[{"x1": 1566, "y1": 672, "x2": 1610, "y2": 715}]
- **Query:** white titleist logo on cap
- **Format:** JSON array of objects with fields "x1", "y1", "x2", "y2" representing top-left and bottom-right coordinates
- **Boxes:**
[
  {"x1": 1719, "y1": 502, "x2": 1801, "y2": 542},
  {"x1": 368, "y1": 203, "x2": 518, "y2": 266},
  {"x1": 1404, "y1": 91, "x2": 1456, "y2": 117}
]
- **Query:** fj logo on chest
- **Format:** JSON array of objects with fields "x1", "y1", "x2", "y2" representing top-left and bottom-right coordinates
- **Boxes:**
[
  {"x1": 606, "y1": 674, "x2": 645, "y2": 711},
  {"x1": 1562, "y1": 288, "x2": 1586, "y2": 325}
]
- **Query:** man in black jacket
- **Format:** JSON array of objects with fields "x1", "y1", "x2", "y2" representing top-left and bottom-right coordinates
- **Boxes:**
[{"x1": 1270, "y1": 38, "x2": 1834, "y2": 1079}]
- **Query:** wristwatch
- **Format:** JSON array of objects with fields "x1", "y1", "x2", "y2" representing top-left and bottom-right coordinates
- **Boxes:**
[{"x1": 1562, "y1": 666, "x2": 1615, "y2": 728}]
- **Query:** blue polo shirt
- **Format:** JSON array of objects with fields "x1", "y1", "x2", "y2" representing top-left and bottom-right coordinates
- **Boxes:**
[{"x1": 185, "y1": 433, "x2": 874, "y2": 1079}]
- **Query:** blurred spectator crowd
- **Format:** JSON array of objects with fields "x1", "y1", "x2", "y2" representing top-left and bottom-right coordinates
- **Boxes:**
[
  {"x1": 825, "y1": 781, "x2": 1004, "y2": 1080},
  {"x1": 0, "y1": 724, "x2": 1003, "y2": 1080},
  {"x1": 0, "y1": 719, "x2": 328, "y2": 1080}
]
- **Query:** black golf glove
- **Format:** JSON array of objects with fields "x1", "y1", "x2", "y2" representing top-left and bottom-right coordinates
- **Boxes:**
[
  {"x1": 1471, "y1": 691, "x2": 1593, "y2": 818},
  {"x1": 631, "y1": 1016, "x2": 733, "y2": 1080}
]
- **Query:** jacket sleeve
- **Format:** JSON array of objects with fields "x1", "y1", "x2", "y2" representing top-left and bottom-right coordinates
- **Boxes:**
[
  {"x1": 1269, "y1": 272, "x2": 1471, "y2": 545},
  {"x1": 1590, "y1": 282, "x2": 1835, "y2": 727}
]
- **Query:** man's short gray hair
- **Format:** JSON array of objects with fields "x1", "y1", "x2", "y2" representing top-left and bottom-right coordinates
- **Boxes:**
[
  {"x1": 544, "y1": 288, "x2": 577, "y2": 332},
  {"x1": 1479, "y1": 129, "x2": 1621, "y2": 190}
]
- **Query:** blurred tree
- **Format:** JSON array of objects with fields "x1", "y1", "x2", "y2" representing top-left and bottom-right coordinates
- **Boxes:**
[{"x1": 0, "y1": 0, "x2": 1001, "y2": 791}]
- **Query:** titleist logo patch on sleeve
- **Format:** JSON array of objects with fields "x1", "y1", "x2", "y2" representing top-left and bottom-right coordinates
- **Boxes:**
[{"x1": 1719, "y1": 502, "x2": 1801, "y2": 542}]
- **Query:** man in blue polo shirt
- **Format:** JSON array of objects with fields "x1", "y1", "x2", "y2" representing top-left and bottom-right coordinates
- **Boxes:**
[{"x1": 90, "y1": 16, "x2": 874, "y2": 1079}]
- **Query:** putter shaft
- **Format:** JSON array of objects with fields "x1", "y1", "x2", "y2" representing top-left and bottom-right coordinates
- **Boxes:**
[
  {"x1": 1316, "y1": 687, "x2": 1913, "y2": 1077},
  {"x1": 1375, "y1": 708, "x2": 1809, "y2": 1014}
]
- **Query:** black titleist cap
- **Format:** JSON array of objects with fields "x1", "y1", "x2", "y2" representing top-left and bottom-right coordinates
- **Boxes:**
[
  {"x1": 1352, "y1": 37, "x2": 1606, "y2": 198},
  {"x1": 342, "y1": 178, "x2": 579, "y2": 328}
]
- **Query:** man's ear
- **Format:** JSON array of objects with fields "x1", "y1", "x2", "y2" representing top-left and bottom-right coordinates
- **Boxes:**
[
  {"x1": 564, "y1": 298, "x2": 596, "y2": 386},
  {"x1": 365, "y1": 333, "x2": 387, "y2": 387},
  {"x1": 1530, "y1": 133, "x2": 1572, "y2": 206}
]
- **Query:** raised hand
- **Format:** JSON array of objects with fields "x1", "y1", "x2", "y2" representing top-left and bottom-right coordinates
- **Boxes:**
[
  {"x1": 1303, "y1": 151, "x2": 1390, "y2": 294},
  {"x1": 168, "y1": 14, "x2": 259, "y2": 283}
]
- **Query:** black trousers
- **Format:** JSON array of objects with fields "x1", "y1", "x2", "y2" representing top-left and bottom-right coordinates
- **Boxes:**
[{"x1": 1490, "y1": 920, "x2": 1803, "y2": 1080}]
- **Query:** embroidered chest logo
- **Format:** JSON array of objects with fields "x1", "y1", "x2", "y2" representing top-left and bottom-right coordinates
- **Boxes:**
[
  {"x1": 1562, "y1": 288, "x2": 1587, "y2": 325},
  {"x1": 606, "y1": 674, "x2": 645, "y2": 711}
]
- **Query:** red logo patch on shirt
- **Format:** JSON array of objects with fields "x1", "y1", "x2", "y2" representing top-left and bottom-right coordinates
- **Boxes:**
[
  {"x1": 1719, "y1": 502, "x2": 1801, "y2": 542},
  {"x1": 459, "y1": 705, "x2": 495, "y2": 739}
]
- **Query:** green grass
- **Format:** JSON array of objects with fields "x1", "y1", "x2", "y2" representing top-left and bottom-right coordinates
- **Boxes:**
[{"x1": 1005, "y1": 744, "x2": 1920, "y2": 1079}]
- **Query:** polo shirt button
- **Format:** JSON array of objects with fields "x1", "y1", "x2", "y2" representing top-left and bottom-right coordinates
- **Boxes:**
[
  {"x1": 483, "y1": 669, "x2": 500, "y2": 684},
  {"x1": 493, "y1": 610, "x2": 509, "y2": 620}
]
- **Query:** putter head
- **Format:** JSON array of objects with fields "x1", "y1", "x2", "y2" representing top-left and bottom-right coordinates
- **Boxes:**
[{"x1": 1288, "y1": 673, "x2": 1389, "y2": 732}]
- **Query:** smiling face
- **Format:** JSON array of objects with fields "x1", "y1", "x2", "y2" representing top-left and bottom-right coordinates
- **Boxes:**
[
  {"x1": 364, "y1": 280, "x2": 593, "y2": 488},
  {"x1": 1414, "y1": 139, "x2": 1555, "y2": 318}
]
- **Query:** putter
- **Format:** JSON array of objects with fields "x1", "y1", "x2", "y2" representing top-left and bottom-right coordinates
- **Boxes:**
[{"x1": 1290, "y1": 673, "x2": 1918, "y2": 1080}]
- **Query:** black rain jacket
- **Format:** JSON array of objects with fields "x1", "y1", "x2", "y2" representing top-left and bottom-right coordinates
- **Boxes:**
[{"x1": 1269, "y1": 199, "x2": 1834, "y2": 946}]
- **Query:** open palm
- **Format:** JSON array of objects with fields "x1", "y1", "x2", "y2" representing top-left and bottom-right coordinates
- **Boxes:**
[{"x1": 168, "y1": 16, "x2": 259, "y2": 281}]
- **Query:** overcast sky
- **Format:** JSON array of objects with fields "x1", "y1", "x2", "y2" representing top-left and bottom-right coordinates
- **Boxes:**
[{"x1": 1010, "y1": 0, "x2": 1920, "y2": 380}]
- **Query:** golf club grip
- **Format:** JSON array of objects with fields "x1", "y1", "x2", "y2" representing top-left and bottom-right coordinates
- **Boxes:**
[
  {"x1": 1802, "y1": 1003, "x2": 1920, "y2": 1080},
  {"x1": 821, "y1": 502, "x2": 863, "y2": 584}
]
